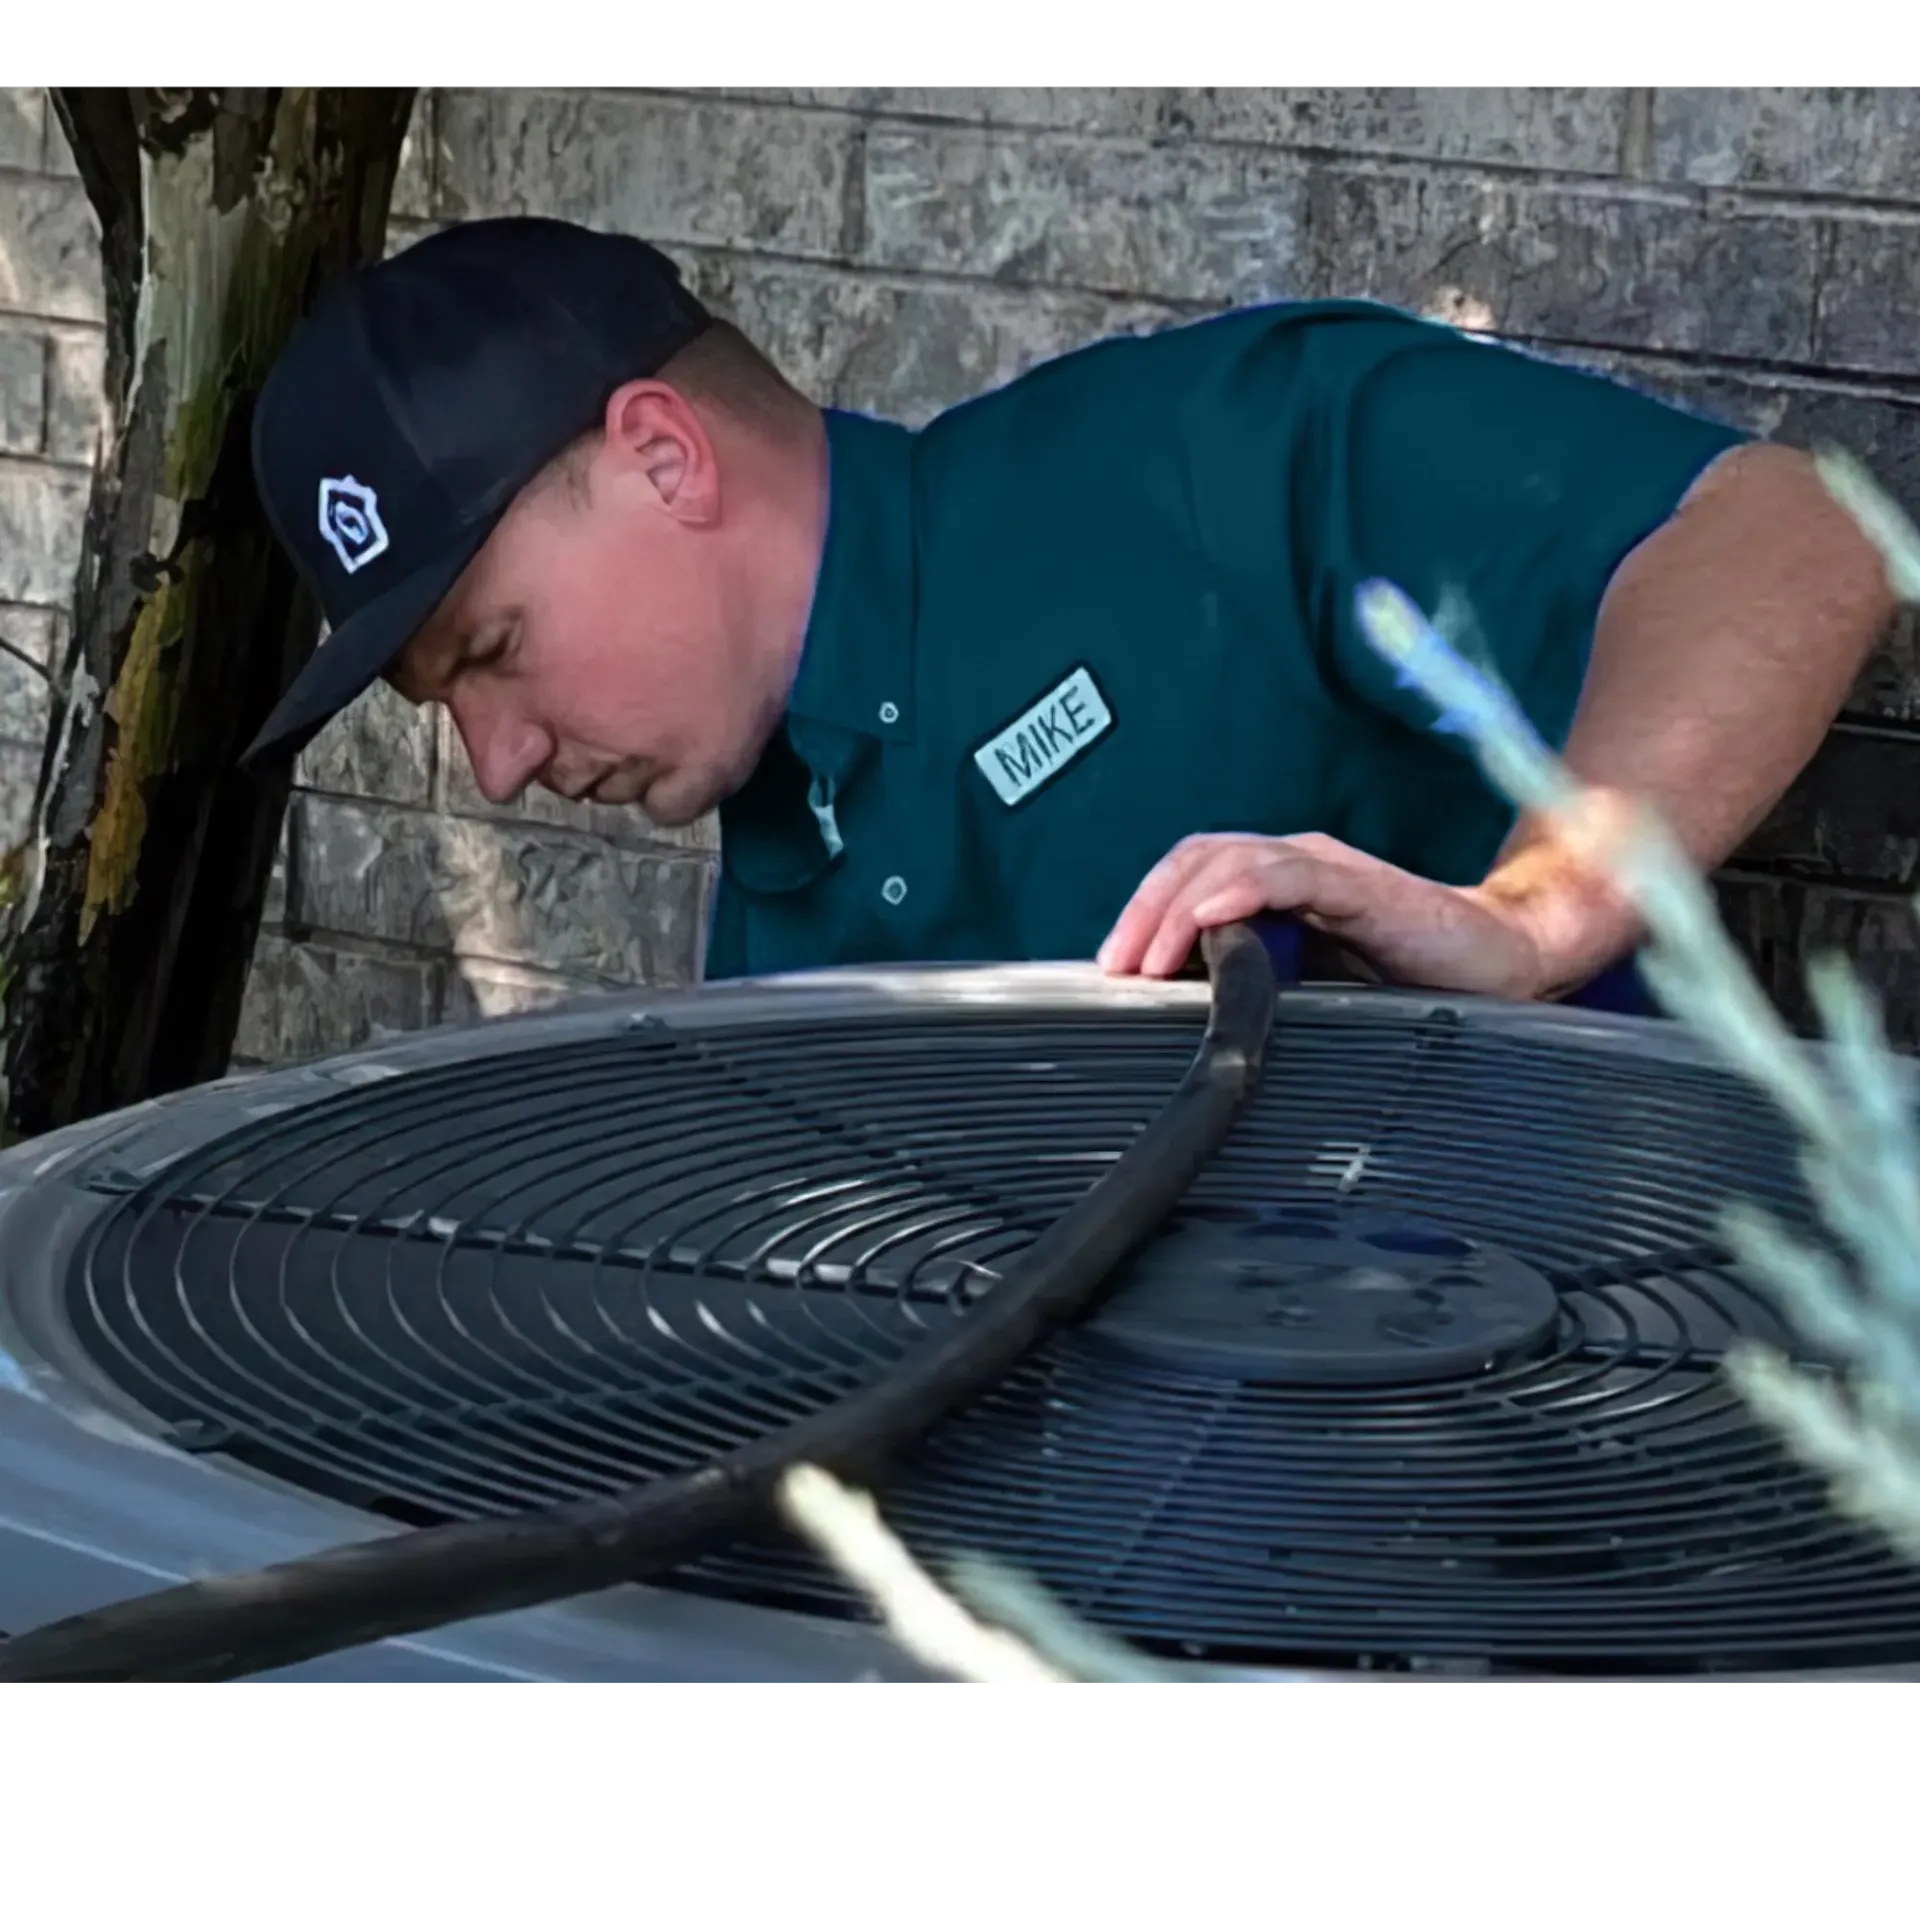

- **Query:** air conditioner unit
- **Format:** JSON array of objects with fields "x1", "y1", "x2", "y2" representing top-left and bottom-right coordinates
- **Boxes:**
[{"x1": 2, "y1": 963, "x2": 1913, "y2": 1680}]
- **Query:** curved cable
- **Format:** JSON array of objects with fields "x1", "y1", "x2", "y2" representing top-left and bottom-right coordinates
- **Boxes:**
[{"x1": 0, "y1": 925, "x2": 1275, "y2": 1682}]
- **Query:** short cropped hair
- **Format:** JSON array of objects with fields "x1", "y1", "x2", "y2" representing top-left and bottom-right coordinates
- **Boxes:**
[{"x1": 539, "y1": 319, "x2": 808, "y2": 502}]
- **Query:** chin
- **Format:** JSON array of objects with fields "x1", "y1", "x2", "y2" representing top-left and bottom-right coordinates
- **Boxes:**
[
  {"x1": 620, "y1": 747, "x2": 749, "y2": 829},
  {"x1": 639, "y1": 799, "x2": 695, "y2": 830},
  {"x1": 636, "y1": 776, "x2": 711, "y2": 830}
]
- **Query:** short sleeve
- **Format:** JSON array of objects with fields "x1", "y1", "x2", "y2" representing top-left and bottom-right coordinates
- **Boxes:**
[{"x1": 1308, "y1": 324, "x2": 1752, "y2": 757}]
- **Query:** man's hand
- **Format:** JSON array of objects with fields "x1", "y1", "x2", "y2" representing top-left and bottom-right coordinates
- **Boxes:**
[
  {"x1": 1097, "y1": 830, "x2": 1560, "y2": 996},
  {"x1": 1097, "y1": 445, "x2": 1895, "y2": 1000}
]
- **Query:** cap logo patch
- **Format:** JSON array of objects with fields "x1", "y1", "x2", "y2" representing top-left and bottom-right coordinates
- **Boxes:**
[{"x1": 317, "y1": 475, "x2": 389, "y2": 574}]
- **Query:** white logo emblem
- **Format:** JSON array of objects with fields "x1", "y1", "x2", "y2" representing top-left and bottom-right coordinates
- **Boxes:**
[
  {"x1": 973, "y1": 666, "x2": 1114, "y2": 807},
  {"x1": 317, "y1": 475, "x2": 389, "y2": 574}
]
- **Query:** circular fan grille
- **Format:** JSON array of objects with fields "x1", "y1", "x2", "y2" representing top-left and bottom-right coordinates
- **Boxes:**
[{"x1": 58, "y1": 994, "x2": 1920, "y2": 1675}]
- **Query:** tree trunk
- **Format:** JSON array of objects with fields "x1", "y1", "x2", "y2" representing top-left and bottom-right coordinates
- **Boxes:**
[{"x1": 0, "y1": 88, "x2": 415, "y2": 1142}]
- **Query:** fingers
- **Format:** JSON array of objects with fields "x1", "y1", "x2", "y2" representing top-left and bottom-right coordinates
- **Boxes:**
[
  {"x1": 1138, "y1": 859, "x2": 1279, "y2": 977},
  {"x1": 1103, "y1": 835, "x2": 1375, "y2": 980},
  {"x1": 1100, "y1": 830, "x2": 1554, "y2": 996},
  {"x1": 1095, "y1": 834, "x2": 1266, "y2": 976},
  {"x1": 1142, "y1": 873, "x2": 1275, "y2": 978}
]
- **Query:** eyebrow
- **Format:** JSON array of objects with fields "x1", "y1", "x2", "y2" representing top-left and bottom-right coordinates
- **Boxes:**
[{"x1": 391, "y1": 623, "x2": 479, "y2": 705}]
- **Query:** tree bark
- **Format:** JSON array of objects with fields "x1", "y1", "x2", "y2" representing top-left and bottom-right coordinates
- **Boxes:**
[{"x1": 0, "y1": 88, "x2": 415, "y2": 1142}]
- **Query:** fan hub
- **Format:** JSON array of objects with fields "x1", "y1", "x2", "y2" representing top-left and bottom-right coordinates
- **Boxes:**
[{"x1": 1085, "y1": 1204, "x2": 1562, "y2": 1384}]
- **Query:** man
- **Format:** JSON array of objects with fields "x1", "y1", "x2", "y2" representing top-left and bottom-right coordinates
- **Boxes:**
[{"x1": 244, "y1": 217, "x2": 1893, "y2": 998}]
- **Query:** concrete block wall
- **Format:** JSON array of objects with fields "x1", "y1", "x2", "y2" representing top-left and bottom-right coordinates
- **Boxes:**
[{"x1": 5, "y1": 88, "x2": 1920, "y2": 1059}]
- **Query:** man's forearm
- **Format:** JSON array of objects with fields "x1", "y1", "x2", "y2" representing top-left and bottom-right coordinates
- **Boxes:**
[{"x1": 1475, "y1": 441, "x2": 1897, "y2": 998}]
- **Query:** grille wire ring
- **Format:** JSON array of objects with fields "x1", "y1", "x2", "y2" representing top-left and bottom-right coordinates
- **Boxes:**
[{"x1": 0, "y1": 927, "x2": 1275, "y2": 1682}]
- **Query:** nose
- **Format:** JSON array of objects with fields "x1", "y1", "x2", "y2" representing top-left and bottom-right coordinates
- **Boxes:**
[{"x1": 448, "y1": 688, "x2": 553, "y2": 806}]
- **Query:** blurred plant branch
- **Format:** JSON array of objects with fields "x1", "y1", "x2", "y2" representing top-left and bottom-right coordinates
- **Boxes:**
[
  {"x1": 1353, "y1": 448, "x2": 1920, "y2": 1562},
  {"x1": 777, "y1": 1464, "x2": 1071, "y2": 1682}
]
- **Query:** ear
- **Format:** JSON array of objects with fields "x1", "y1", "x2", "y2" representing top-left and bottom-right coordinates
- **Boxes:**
[{"x1": 600, "y1": 380, "x2": 721, "y2": 528}]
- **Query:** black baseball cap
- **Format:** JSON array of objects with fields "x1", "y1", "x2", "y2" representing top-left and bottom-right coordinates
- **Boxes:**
[{"x1": 242, "y1": 217, "x2": 713, "y2": 766}]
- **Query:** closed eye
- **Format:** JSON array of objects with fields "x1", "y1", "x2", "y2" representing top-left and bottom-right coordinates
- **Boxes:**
[{"x1": 462, "y1": 623, "x2": 517, "y2": 676}]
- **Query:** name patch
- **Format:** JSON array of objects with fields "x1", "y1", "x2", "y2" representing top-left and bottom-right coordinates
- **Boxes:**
[{"x1": 973, "y1": 667, "x2": 1113, "y2": 807}]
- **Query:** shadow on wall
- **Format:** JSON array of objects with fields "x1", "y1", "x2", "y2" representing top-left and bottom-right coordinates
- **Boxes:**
[
  {"x1": 236, "y1": 803, "x2": 468, "y2": 1069},
  {"x1": 238, "y1": 804, "x2": 593, "y2": 1064},
  {"x1": 234, "y1": 680, "x2": 718, "y2": 1069},
  {"x1": 0, "y1": 614, "x2": 53, "y2": 853},
  {"x1": 237, "y1": 689, "x2": 521, "y2": 1066}
]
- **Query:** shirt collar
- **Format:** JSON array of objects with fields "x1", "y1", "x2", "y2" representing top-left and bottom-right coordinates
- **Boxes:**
[
  {"x1": 784, "y1": 409, "x2": 919, "y2": 746},
  {"x1": 717, "y1": 408, "x2": 919, "y2": 896}
]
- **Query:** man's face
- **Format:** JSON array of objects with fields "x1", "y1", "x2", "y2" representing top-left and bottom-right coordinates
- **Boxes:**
[{"x1": 388, "y1": 387, "x2": 787, "y2": 829}]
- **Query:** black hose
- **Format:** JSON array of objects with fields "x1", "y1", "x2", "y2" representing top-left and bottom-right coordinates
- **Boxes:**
[{"x1": 0, "y1": 925, "x2": 1275, "y2": 1682}]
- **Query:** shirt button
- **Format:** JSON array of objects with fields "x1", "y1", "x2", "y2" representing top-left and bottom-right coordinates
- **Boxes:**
[
  {"x1": 881, "y1": 875, "x2": 908, "y2": 906},
  {"x1": 878, "y1": 700, "x2": 900, "y2": 725}
]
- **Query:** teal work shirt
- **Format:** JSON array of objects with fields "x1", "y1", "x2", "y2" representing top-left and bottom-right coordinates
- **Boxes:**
[{"x1": 705, "y1": 300, "x2": 1750, "y2": 980}]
